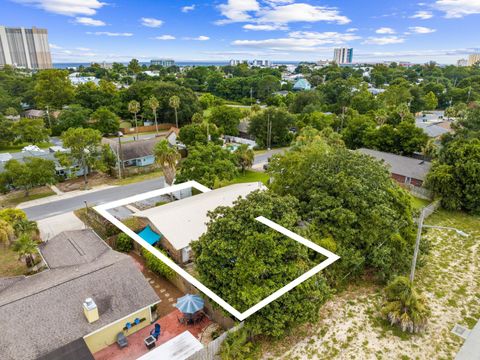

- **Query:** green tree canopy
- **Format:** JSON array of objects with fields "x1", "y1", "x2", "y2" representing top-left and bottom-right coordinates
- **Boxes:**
[
  {"x1": 268, "y1": 139, "x2": 416, "y2": 282},
  {"x1": 2, "y1": 157, "x2": 56, "y2": 196},
  {"x1": 54, "y1": 104, "x2": 92, "y2": 134},
  {"x1": 248, "y1": 107, "x2": 295, "y2": 148},
  {"x1": 178, "y1": 122, "x2": 221, "y2": 147},
  {"x1": 59, "y1": 128, "x2": 103, "y2": 188},
  {"x1": 90, "y1": 106, "x2": 120, "y2": 135},
  {"x1": 12, "y1": 118, "x2": 50, "y2": 144},
  {"x1": 192, "y1": 190, "x2": 330, "y2": 337},
  {"x1": 34, "y1": 69, "x2": 74, "y2": 109},
  {"x1": 176, "y1": 143, "x2": 238, "y2": 187},
  {"x1": 209, "y1": 105, "x2": 243, "y2": 135}
]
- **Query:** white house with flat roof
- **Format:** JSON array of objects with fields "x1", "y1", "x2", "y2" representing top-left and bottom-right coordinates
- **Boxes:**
[{"x1": 134, "y1": 182, "x2": 266, "y2": 264}]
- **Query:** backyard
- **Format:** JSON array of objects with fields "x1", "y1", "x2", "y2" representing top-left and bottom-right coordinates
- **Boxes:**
[{"x1": 261, "y1": 210, "x2": 480, "y2": 360}]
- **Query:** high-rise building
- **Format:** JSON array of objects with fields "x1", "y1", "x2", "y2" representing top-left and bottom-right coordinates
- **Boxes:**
[
  {"x1": 468, "y1": 53, "x2": 480, "y2": 66},
  {"x1": 333, "y1": 48, "x2": 353, "y2": 64},
  {"x1": 457, "y1": 59, "x2": 468, "y2": 67},
  {"x1": 0, "y1": 26, "x2": 52, "y2": 69},
  {"x1": 150, "y1": 58, "x2": 175, "y2": 67}
]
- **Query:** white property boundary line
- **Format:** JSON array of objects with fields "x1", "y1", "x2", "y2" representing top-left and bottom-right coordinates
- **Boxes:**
[{"x1": 94, "y1": 181, "x2": 340, "y2": 321}]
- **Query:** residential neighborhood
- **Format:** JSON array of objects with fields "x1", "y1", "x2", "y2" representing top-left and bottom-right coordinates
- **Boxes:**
[{"x1": 1, "y1": 2, "x2": 479, "y2": 359}]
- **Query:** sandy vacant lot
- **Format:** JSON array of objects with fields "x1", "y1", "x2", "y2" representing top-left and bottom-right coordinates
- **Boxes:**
[{"x1": 262, "y1": 210, "x2": 480, "y2": 360}]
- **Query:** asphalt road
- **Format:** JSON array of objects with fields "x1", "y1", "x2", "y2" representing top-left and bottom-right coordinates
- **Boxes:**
[
  {"x1": 24, "y1": 149, "x2": 285, "y2": 220},
  {"x1": 25, "y1": 177, "x2": 165, "y2": 220}
]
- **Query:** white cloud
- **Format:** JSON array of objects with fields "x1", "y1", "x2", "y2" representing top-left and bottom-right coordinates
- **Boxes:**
[
  {"x1": 13, "y1": 0, "x2": 107, "y2": 16},
  {"x1": 362, "y1": 36, "x2": 405, "y2": 45},
  {"x1": 433, "y1": 0, "x2": 480, "y2": 18},
  {"x1": 154, "y1": 35, "x2": 176, "y2": 40},
  {"x1": 182, "y1": 4, "x2": 195, "y2": 12},
  {"x1": 74, "y1": 17, "x2": 105, "y2": 26},
  {"x1": 233, "y1": 31, "x2": 360, "y2": 51},
  {"x1": 218, "y1": 0, "x2": 260, "y2": 23},
  {"x1": 87, "y1": 31, "x2": 133, "y2": 37},
  {"x1": 76, "y1": 47, "x2": 92, "y2": 51},
  {"x1": 184, "y1": 35, "x2": 210, "y2": 41},
  {"x1": 256, "y1": 3, "x2": 350, "y2": 25},
  {"x1": 376, "y1": 27, "x2": 395, "y2": 34},
  {"x1": 346, "y1": 28, "x2": 358, "y2": 32},
  {"x1": 217, "y1": 1, "x2": 350, "y2": 25},
  {"x1": 141, "y1": 17, "x2": 163, "y2": 28},
  {"x1": 408, "y1": 26, "x2": 436, "y2": 34},
  {"x1": 243, "y1": 23, "x2": 287, "y2": 30},
  {"x1": 49, "y1": 43, "x2": 62, "y2": 49},
  {"x1": 410, "y1": 10, "x2": 433, "y2": 19}
]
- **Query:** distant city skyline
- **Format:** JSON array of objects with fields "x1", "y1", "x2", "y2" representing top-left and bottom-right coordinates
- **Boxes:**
[{"x1": 1, "y1": 0, "x2": 480, "y2": 64}]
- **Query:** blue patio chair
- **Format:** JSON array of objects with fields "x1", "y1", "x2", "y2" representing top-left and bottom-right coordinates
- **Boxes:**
[
  {"x1": 116, "y1": 332, "x2": 128, "y2": 348},
  {"x1": 150, "y1": 323, "x2": 161, "y2": 340}
]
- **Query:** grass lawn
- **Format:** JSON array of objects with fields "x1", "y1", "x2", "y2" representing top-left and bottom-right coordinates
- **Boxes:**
[
  {"x1": 261, "y1": 209, "x2": 480, "y2": 360},
  {"x1": 0, "y1": 246, "x2": 27, "y2": 277},
  {"x1": 229, "y1": 170, "x2": 270, "y2": 186},
  {"x1": 112, "y1": 169, "x2": 164, "y2": 186},
  {"x1": 0, "y1": 142, "x2": 53, "y2": 154},
  {"x1": 410, "y1": 195, "x2": 431, "y2": 210},
  {"x1": 0, "y1": 187, "x2": 56, "y2": 208}
]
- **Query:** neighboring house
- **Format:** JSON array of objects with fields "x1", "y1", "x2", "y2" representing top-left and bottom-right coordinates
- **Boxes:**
[
  {"x1": 23, "y1": 109, "x2": 45, "y2": 118},
  {"x1": 0, "y1": 146, "x2": 86, "y2": 178},
  {"x1": 238, "y1": 120, "x2": 251, "y2": 139},
  {"x1": 415, "y1": 110, "x2": 453, "y2": 139},
  {"x1": 104, "y1": 137, "x2": 163, "y2": 168},
  {"x1": 134, "y1": 182, "x2": 266, "y2": 264},
  {"x1": 68, "y1": 73, "x2": 100, "y2": 86},
  {"x1": 0, "y1": 230, "x2": 160, "y2": 360},
  {"x1": 358, "y1": 148, "x2": 431, "y2": 187},
  {"x1": 23, "y1": 109, "x2": 60, "y2": 119},
  {"x1": 292, "y1": 78, "x2": 312, "y2": 91},
  {"x1": 165, "y1": 127, "x2": 180, "y2": 146}
]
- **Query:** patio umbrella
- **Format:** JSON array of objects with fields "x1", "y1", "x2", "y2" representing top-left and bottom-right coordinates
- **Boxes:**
[{"x1": 175, "y1": 294, "x2": 204, "y2": 315}]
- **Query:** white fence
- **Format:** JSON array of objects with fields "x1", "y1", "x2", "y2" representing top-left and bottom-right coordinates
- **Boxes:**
[{"x1": 186, "y1": 323, "x2": 244, "y2": 360}]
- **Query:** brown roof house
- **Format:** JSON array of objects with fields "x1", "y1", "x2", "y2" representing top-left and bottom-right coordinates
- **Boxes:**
[
  {"x1": 0, "y1": 230, "x2": 159, "y2": 360},
  {"x1": 358, "y1": 148, "x2": 431, "y2": 187}
]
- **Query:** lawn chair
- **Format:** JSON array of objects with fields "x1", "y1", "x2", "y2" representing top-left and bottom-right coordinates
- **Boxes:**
[
  {"x1": 150, "y1": 323, "x2": 161, "y2": 340},
  {"x1": 116, "y1": 332, "x2": 128, "y2": 348}
]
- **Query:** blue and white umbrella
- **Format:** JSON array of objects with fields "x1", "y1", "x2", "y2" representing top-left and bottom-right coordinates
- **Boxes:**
[{"x1": 175, "y1": 294, "x2": 204, "y2": 314}]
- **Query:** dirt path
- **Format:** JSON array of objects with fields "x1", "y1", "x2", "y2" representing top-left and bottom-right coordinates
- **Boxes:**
[{"x1": 262, "y1": 211, "x2": 480, "y2": 360}]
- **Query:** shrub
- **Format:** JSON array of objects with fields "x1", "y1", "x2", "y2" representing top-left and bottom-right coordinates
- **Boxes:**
[
  {"x1": 142, "y1": 247, "x2": 175, "y2": 280},
  {"x1": 220, "y1": 328, "x2": 258, "y2": 360},
  {"x1": 116, "y1": 233, "x2": 133, "y2": 253}
]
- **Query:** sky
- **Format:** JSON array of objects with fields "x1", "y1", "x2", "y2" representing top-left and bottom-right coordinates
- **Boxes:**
[{"x1": 1, "y1": 0, "x2": 480, "y2": 64}]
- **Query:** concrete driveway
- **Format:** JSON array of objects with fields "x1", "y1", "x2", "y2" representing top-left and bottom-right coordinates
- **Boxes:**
[{"x1": 37, "y1": 212, "x2": 85, "y2": 241}]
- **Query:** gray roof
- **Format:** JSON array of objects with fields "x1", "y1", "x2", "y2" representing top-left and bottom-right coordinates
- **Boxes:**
[
  {"x1": 416, "y1": 122, "x2": 451, "y2": 138},
  {"x1": 358, "y1": 148, "x2": 432, "y2": 181},
  {"x1": 0, "y1": 230, "x2": 159, "y2": 360},
  {"x1": 105, "y1": 137, "x2": 163, "y2": 161},
  {"x1": 0, "y1": 150, "x2": 62, "y2": 172},
  {"x1": 456, "y1": 319, "x2": 480, "y2": 359}
]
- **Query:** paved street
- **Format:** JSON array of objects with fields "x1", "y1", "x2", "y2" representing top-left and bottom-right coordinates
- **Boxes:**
[
  {"x1": 23, "y1": 150, "x2": 283, "y2": 221},
  {"x1": 24, "y1": 177, "x2": 165, "y2": 220}
]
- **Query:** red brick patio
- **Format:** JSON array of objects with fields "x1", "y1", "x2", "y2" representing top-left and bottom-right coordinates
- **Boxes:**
[{"x1": 93, "y1": 309, "x2": 212, "y2": 360}]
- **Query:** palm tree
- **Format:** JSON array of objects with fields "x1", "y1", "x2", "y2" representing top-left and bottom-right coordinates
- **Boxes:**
[
  {"x1": 145, "y1": 95, "x2": 160, "y2": 134},
  {"x1": 169, "y1": 95, "x2": 180, "y2": 128},
  {"x1": 0, "y1": 219, "x2": 14, "y2": 247},
  {"x1": 234, "y1": 144, "x2": 254, "y2": 174},
  {"x1": 154, "y1": 140, "x2": 181, "y2": 187},
  {"x1": 13, "y1": 234, "x2": 38, "y2": 268},
  {"x1": 14, "y1": 219, "x2": 39, "y2": 238},
  {"x1": 421, "y1": 138, "x2": 438, "y2": 161},
  {"x1": 128, "y1": 100, "x2": 140, "y2": 140},
  {"x1": 381, "y1": 276, "x2": 429, "y2": 333}
]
